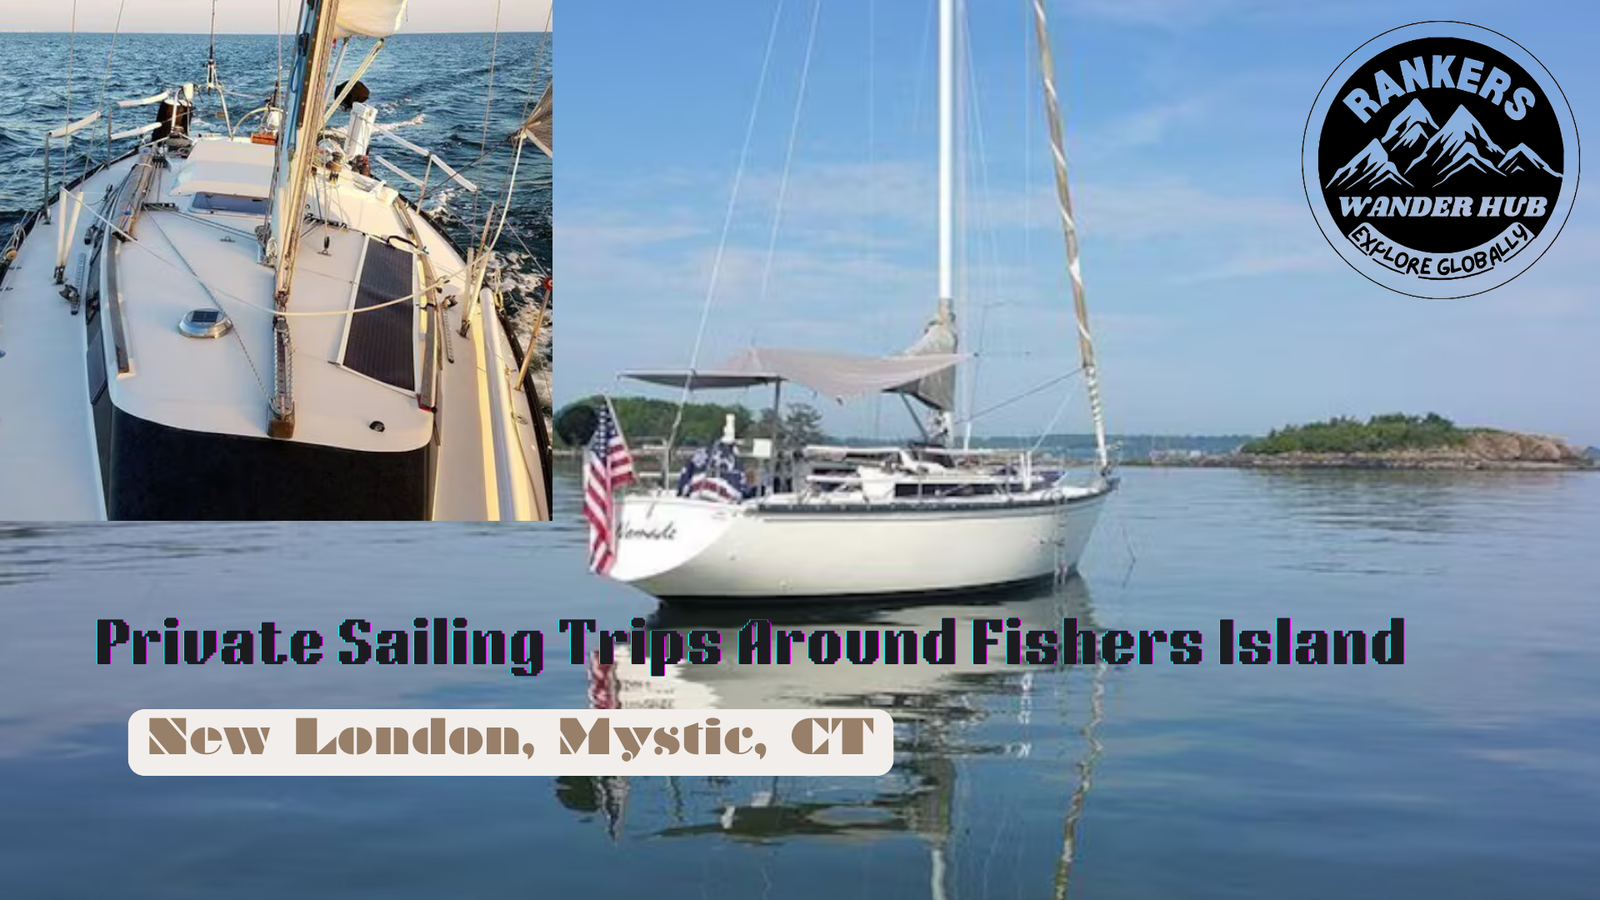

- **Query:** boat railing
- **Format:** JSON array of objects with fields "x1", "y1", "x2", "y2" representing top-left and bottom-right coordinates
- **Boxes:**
[
  {"x1": 39, "y1": 84, "x2": 213, "y2": 204},
  {"x1": 480, "y1": 287, "x2": 543, "y2": 520},
  {"x1": 370, "y1": 127, "x2": 479, "y2": 206},
  {"x1": 628, "y1": 437, "x2": 1083, "y2": 502}
]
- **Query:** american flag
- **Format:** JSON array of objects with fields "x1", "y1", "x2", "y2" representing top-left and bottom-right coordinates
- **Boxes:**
[
  {"x1": 681, "y1": 441, "x2": 745, "y2": 504},
  {"x1": 584, "y1": 404, "x2": 635, "y2": 574},
  {"x1": 586, "y1": 651, "x2": 621, "y2": 710}
]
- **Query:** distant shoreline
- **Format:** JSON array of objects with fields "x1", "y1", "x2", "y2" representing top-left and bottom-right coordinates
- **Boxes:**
[
  {"x1": 553, "y1": 448, "x2": 1595, "y2": 471},
  {"x1": 1127, "y1": 453, "x2": 1595, "y2": 472}
]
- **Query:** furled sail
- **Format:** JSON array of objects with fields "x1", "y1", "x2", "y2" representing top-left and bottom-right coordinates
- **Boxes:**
[
  {"x1": 335, "y1": 0, "x2": 409, "y2": 38},
  {"x1": 518, "y1": 82, "x2": 553, "y2": 157},
  {"x1": 896, "y1": 298, "x2": 957, "y2": 411}
]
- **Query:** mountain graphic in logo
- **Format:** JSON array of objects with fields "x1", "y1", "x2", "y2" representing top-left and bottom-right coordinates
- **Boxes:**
[
  {"x1": 1328, "y1": 99, "x2": 1562, "y2": 190},
  {"x1": 1325, "y1": 139, "x2": 1411, "y2": 189},
  {"x1": 1380, "y1": 98, "x2": 1438, "y2": 152},
  {"x1": 1498, "y1": 143, "x2": 1561, "y2": 176},
  {"x1": 1405, "y1": 105, "x2": 1506, "y2": 184}
]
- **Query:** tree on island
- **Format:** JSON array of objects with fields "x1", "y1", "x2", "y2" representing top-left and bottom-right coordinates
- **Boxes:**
[
  {"x1": 556, "y1": 396, "x2": 755, "y2": 447},
  {"x1": 756, "y1": 402, "x2": 829, "y2": 449},
  {"x1": 1242, "y1": 413, "x2": 1468, "y2": 454},
  {"x1": 555, "y1": 396, "x2": 831, "y2": 448}
]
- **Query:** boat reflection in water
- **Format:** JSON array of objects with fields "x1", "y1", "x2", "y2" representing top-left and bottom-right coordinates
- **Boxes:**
[{"x1": 555, "y1": 576, "x2": 1111, "y2": 899}]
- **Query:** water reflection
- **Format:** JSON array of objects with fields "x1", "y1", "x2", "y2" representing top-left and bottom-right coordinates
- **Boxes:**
[
  {"x1": 0, "y1": 521, "x2": 560, "y2": 760},
  {"x1": 0, "y1": 521, "x2": 400, "y2": 588},
  {"x1": 555, "y1": 576, "x2": 1112, "y2": 899},
  {"x1": 1247, "y1": 469, "x2": 1581, "y2": 537}
]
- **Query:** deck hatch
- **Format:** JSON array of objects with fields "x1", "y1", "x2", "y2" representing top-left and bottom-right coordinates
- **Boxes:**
[
  {"x1": 191, "y1": 192, "x2": 269, "y2": 214},
  {"x1": 340, "y1": 237, "x2": 417, "y2": 392}
]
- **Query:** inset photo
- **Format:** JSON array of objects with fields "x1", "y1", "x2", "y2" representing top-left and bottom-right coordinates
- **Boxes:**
[{"x1": 0, "y1": 0, "x2": 552, "y2": 521}]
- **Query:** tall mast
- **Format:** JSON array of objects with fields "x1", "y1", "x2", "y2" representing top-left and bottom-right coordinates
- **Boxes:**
[
  {"x1": 936, "y1": 0, "x2": 957, "y2": 441},
  {"x1": 265, "y1": 0, "x2": 342, "y2": 280},
  {"x1": 259, "y1": 0, "x2": 344, "y2": 438},
  {"x1": 1031, "y1": 0, "x2": 1109, "y2": 473}
]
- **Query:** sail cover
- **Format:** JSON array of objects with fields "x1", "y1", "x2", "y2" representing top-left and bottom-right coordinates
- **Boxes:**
[
  {"x1": 518, "y1": 82, "x2": 553, "y2": 157},
  {"x1": 898, "y1": 299, "x2": 958, "y2": 411},
  {"x1": 335, "y1": 0, "x2": 409, "y2": 38},
  {"x1": 624, "y1": 346, "x2": 963, "y2": 407}
]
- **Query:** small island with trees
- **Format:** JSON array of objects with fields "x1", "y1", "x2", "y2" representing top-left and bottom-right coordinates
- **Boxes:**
[{"x1": 1188, "y1": 413, "x2": 1592, "y2": 470}]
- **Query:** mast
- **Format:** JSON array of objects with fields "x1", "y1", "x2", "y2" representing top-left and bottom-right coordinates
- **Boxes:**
[
  {"x1": 264, "y1": 0, "x2": 342, "y2": 279},
  {"x1": 1031, "y1": 0, "x2": 1109, "y2": 473},
  {"x1": 258, "y1": 0, "x2": 346, "y2": 438},
  {"x1": 935, "y1": 0, "x2": 956, "y2": 443}
]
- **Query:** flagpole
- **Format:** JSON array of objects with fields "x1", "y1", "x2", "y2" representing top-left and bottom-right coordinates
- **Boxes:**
[{"x1": 603, "y1": 393, "x2": 629, "y2": 456}]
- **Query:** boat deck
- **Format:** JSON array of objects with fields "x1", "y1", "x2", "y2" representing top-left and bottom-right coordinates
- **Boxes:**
[
  {"x1": 110, "y1": 139, "x2": 432, "y2": 451},
  {"x1": 0, "y1": 160, "x2": 126, "y2": 519},
  {"x1": 0, "y1": 135, "x2": 548, "y2": 520}
]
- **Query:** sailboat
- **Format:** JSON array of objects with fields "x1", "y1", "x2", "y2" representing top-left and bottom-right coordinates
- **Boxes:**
[
  {"x1": 590, "y1": 0, "x2": 1113, "y2": 599},
  {"x1": 0, "y1": 0, "x2": 551, "y2": 520}
]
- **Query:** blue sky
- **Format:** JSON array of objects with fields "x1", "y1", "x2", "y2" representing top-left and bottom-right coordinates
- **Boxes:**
[{"x1": 559, "y1": 0, "x2": 1596, "y2": 446}]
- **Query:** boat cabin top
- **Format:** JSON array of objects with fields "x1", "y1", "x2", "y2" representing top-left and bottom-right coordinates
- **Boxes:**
[{"x1": 97, "y1": 135, "x2": 433, "y2": 454}]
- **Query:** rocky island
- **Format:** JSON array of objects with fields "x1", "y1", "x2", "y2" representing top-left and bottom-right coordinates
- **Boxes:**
[{"x1": 1150, "y1": 414, "x2": 1594, "y2": 471}]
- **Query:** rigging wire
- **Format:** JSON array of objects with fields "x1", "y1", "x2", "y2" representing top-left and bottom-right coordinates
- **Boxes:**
[
  {"x1": 1029, "y1": 378, "x2": 1077, "y2": 455},
  {"x1": 276, "y1": 0, "x2": 286, "y2": 98},
  {"x1": 516, "y1": 5, "x2": 555, "y2": 130},
  {"x1": 471, "y1": 0, "x2": 504, "y2": 237},
  {"x1": 663, "y1": 0, "x2": 791, "y2": 455},
  {"x1": 60, "y1": 0, "x2": 78, "y2": 190},
  {"x1": 909, "y1": 0, "x2": 936, "y2": 132},
  {"x1": 1023, "y1": 0, "x2": 1033, "y2": 281},
  {"x1": 956, "y1": 366, "x2": 1081, "y2": 429},
  {"x1": 868, "y1": 0, "x2": 882, "y2": 441},
  {"x1": 94, "y1": 0, "x2": 130, "y2": 161},
  {"x1": 959, "y1": 9, "x2": 1029, "y2": 451},
  {"x1": 503, "y1": 223, "x2": 549, "y2": 278},
  {"x1": 480, "y1": 1, "x2": 554, "y2": 276},
  {"x1": 449, "y1": 7, "x2": 553, "y2": 186},
  {"x1": 750, "y1": 0, "x2": 822, "y2": 345},
  {"x1": 955, "y1": 0, "x2": 970, "y2": 448},
  {"x1": 207, "y1": 0, "x2": 232, "y2": 135}
]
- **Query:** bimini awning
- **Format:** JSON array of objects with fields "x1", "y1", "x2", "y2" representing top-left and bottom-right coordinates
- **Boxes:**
[{"x1": 622, "y1": 346, "x2": 965, "y2": 411}]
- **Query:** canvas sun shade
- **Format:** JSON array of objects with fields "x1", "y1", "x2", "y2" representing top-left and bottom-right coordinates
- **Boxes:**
[{"x1": 623, "y1": 346, "x2": 964, "y2": 411}]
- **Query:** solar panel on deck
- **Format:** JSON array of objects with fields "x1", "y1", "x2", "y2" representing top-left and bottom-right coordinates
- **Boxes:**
[{"x1": 342, "y1": 238, "x2": 417, "y2": 391}]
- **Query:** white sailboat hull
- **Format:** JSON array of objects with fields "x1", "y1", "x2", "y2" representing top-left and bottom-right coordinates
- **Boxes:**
[{"x1": 610, "y1": 483, "x2": 1113, "y2": 601}]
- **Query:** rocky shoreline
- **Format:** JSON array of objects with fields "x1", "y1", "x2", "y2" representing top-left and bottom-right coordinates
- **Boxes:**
[{"x1": 1137, "y1": 430, "x2": 1594, "y2": 471}]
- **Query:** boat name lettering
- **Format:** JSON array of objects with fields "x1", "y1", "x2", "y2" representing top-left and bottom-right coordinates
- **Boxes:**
[{"x1": 621, "y1": 522, "x2": 678, "y2": 541}]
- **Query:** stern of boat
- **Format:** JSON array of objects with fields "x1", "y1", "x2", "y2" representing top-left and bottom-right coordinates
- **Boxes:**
[{"x1": 608, "y1": 492, "x2": 743, "y2": 586}]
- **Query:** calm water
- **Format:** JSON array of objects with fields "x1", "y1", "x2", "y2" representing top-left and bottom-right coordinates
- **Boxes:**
[{"x1": 1, "y1": 468, "x2": 1597, "y2": 898}]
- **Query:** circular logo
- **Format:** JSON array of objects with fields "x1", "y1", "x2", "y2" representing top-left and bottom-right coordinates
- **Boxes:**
[{"x1": 1303, "y1": 22, "x2": 1579, "y2": 298}]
